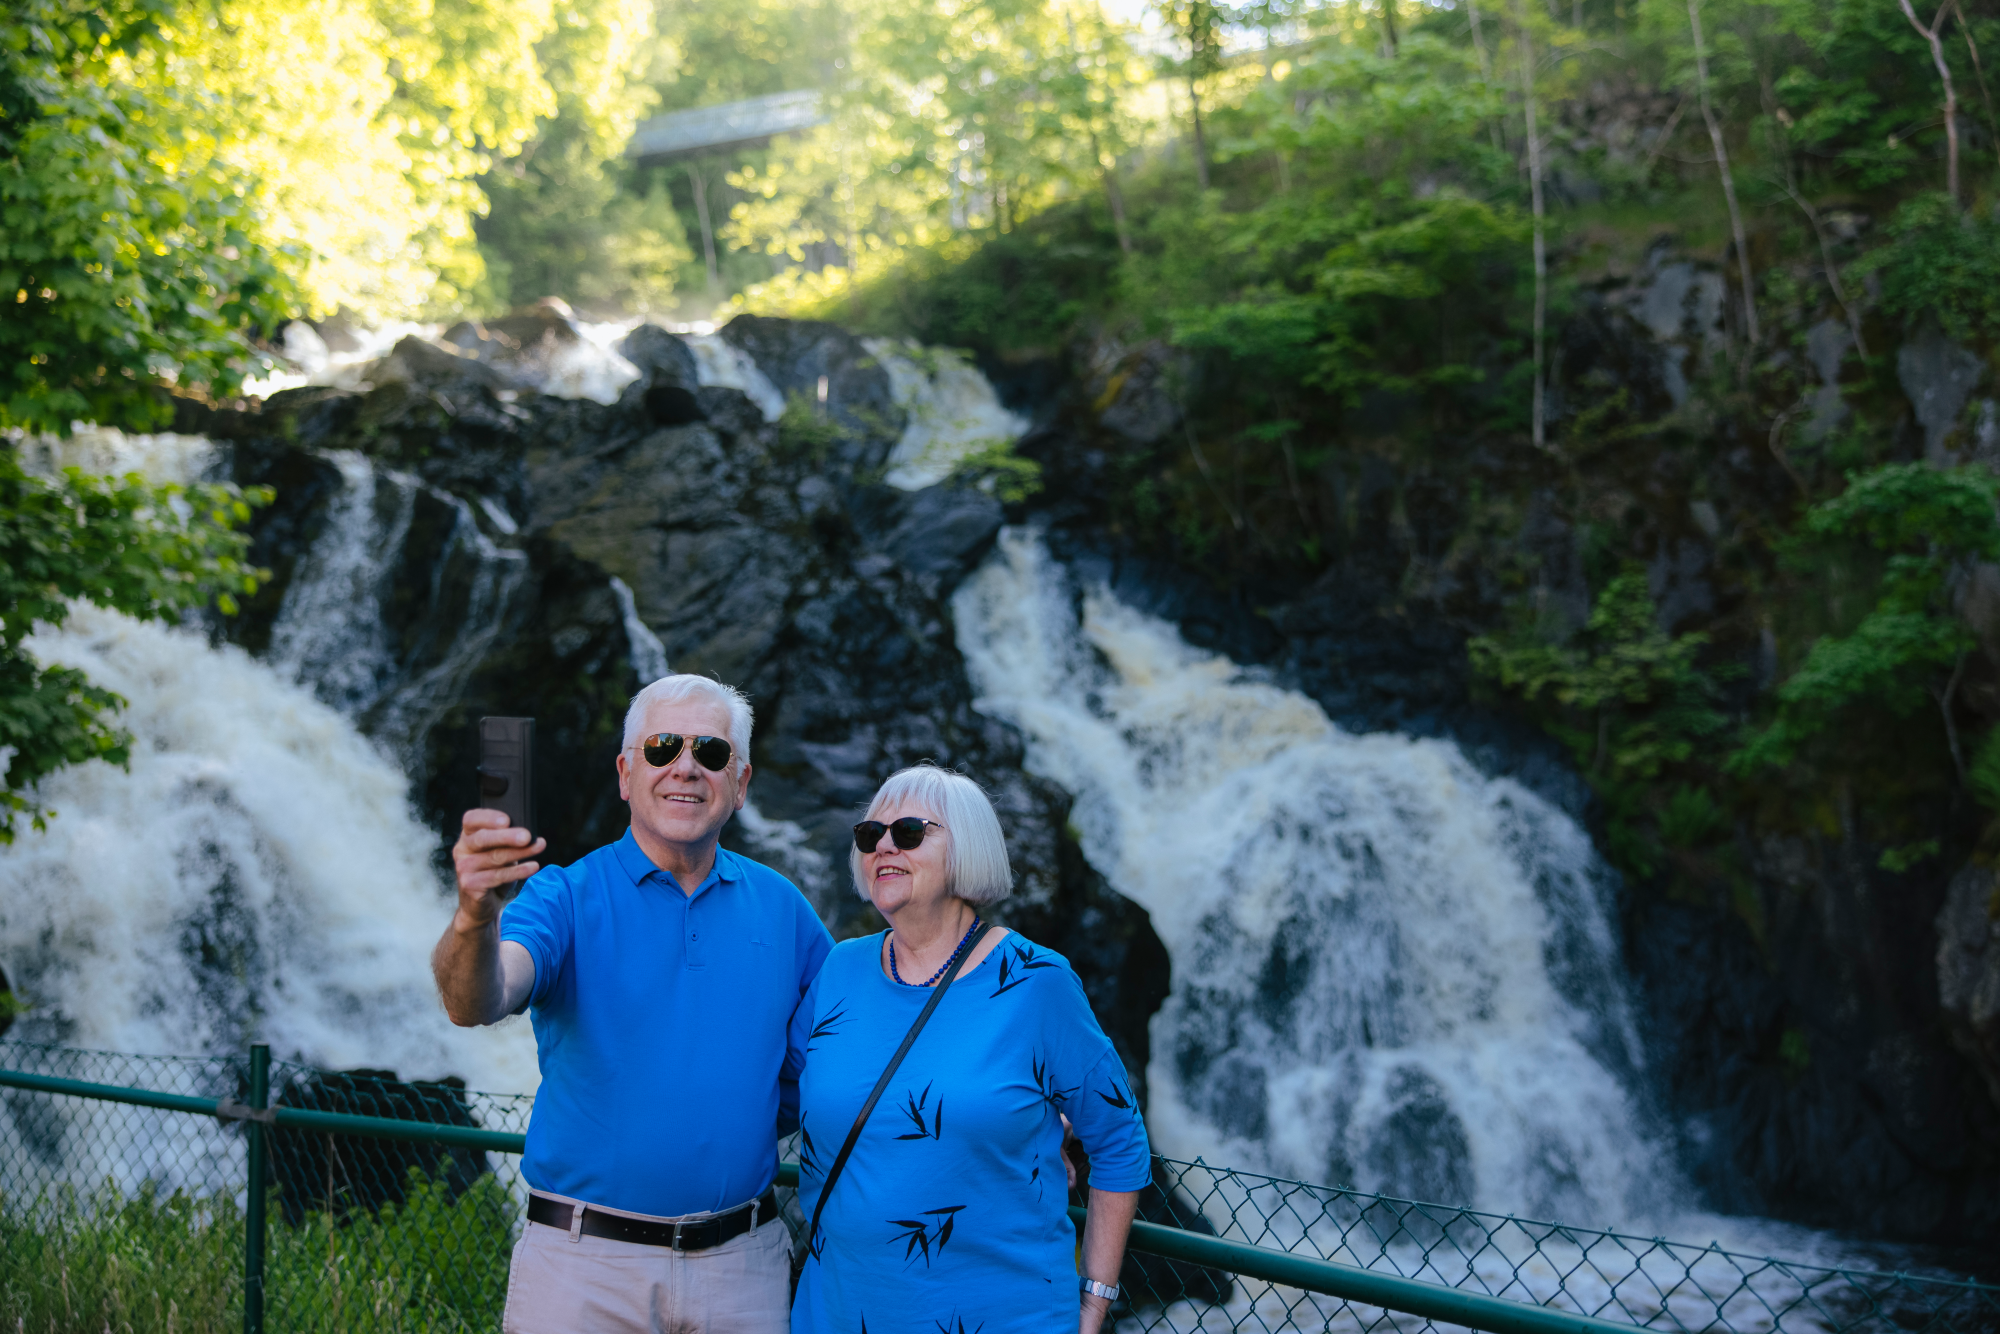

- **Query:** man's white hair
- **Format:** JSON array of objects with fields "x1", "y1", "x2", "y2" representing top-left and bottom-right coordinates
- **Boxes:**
[
  {"x1": 851, "y1": 764, "x2": 1014, "y2": 906},
  {"x1": 622, "y1": 675, "x2": 754, "y2": 773}
]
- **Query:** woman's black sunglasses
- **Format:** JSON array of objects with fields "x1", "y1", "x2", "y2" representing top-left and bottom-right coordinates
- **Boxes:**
[
  {"x1": 853, "y1": 817, "x2": 943, "y2": 854},
  {"x1": 639, "y1": 733, "x2": 734, "y2": 771}
]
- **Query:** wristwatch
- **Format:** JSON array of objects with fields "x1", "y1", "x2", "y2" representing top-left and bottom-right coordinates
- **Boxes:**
[{"x1": 1080, "y1": 1277, "x2": 1120, "y2": 1301}]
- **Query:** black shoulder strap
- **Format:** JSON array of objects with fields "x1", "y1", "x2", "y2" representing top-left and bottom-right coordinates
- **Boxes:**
[{"x1": 798, "y1": 920, "x2": 992, "y2": 1267}]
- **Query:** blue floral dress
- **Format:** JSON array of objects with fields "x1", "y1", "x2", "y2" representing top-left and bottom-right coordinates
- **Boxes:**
[{"x1": 788, "y1": 931, "x2": 1152, "y2": 1334}]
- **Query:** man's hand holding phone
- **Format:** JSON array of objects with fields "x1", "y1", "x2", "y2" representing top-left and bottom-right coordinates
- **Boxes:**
[{"x1": 452, "y1": 809, "x2": 545, "y2": 929}]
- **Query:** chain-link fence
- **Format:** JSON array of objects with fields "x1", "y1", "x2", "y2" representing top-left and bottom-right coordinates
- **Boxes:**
[
  {"x1": 3, "y1": 1041, "x2": 1996, "y2": 1334},
  {"x1": 1115, "y1": 1159, "x2": 1999, "y2": 1334}
]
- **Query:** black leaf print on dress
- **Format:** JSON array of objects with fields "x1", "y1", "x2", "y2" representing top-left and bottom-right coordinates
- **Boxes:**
[
  {"x1": 989, "y1": 942, "x2": 1057, "y2": 997},
  {"x1": 799, "y1": 1115, "x2": 821, "y2": 1176},
  {"x1": 885, "y1": 1205, "x2": 966, "y2": 1266},
  {"x1": 933, "y1": 1318, "x2": 984, "y2": 1334},
  {"x1": 1032, "y1": 1052, "x2": 1078, "y2": 1110},
  {"x1": 1099, "y1": 1078, "x2": 1133, "y2": 1110},
  {"x1": 1029, "y1": 1156, "x2": 1043, "y2": 1201},
  {"x1": 894, "y1": 1082, "x2": 944, "y2": 1141},
  {"x1": 808, "y1": 1000, "x2": 851, "y2": 1052}
]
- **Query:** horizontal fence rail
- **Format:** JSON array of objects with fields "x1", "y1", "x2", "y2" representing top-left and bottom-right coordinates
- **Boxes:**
[{"x1": 3, "y1": 1043, "x2": 1996, "y2": 1334}]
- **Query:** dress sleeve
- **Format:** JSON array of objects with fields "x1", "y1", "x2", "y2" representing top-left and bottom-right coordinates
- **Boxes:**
[
  {"x1": 1044, "y1": 961, "x2": 1152, "y2": 1193},
  {"x1": 497, "y1": 867, "x2": 572, "y2": 1012}
]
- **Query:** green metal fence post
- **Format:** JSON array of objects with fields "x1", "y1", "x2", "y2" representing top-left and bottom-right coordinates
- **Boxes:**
[{"x1": 244, "y1": 1042, "x2": 270, "y2": 1334}]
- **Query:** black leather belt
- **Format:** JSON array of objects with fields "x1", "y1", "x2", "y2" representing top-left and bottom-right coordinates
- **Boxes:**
[{"x1": 527, "y1": 1188, "x2": 778, "y2": 1251}]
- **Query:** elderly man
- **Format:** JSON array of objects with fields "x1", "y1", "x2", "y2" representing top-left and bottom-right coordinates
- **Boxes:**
[{"x1": 433, "y1": 674, "x2": 831, "y2": 1334}]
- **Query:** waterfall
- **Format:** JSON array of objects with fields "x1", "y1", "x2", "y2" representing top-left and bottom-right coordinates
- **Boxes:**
[
  {"x1": 1, "y1": 604, "x2": 537, "y2": 1094},
  {"x1": 862, "y1": 337, "x2": 1030, "y2": 490},
  {"x1": 954, "y1": 528, "x2": 1675, "y2": 1226},
  {"x1": 268, "y1": 452, "x2": 528, "y2": 768}
]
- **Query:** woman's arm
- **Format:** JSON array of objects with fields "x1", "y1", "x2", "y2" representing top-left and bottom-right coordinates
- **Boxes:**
[{"x1": 1078, "y1": 1186, "x2": 1139, "y2": 1334}]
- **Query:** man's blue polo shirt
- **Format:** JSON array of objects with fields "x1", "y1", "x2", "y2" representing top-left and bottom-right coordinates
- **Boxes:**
[{"x1": 499, "y1": 830, "x2": 832, "y2": 1217}]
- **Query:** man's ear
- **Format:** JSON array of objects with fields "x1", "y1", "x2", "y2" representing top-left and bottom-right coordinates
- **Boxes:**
[
  {"x1": 615, "y1": 750, "x2": 632, "y2": 803},
  {"x1": 733, "y1": 763, "x2": 753, "y2": 811}
]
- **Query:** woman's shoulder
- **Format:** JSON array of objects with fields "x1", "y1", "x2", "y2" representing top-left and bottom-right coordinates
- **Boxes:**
[
  {"x1": 971, "y1": 930, "x2": 1083, "y2": 1001},
  {"x1": 825, "y1": 932, "x2": 884, "y2": 971}
]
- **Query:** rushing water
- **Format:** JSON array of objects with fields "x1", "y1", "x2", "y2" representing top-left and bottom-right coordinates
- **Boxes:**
[
  {"x1": 2, "y1": 602, "x2": 539, "y2": 1094},
  {"x1": 953, "y1": 527, "x2": 1671, "y2": 1227}
]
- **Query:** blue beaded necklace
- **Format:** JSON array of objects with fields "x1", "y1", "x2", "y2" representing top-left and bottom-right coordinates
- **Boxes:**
[{"x1": 889, "y1": 913, "x2": 984, "y2": 987}]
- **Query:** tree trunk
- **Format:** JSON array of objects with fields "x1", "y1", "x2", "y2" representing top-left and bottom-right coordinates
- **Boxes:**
[
  {"x1": 1899, "y1": 0, "x2": 1962, "y2": 204},
  {"x1": 1467, "y1": 0, "x2": 1504, "y2": 151},
  {"x1": 1189, "y1": 76, "x2": 1211, "y2": 189},
  {"x1": 1687, "y1": 0, "x2": 1760, "y2": 347},
  {"x1": 687, "y1": 164, "x2": 720, "y2": 295},
  {"x1": 1383, "y1": 0, "x2": 1401, "y2": 54},
  {"x1": 1511, "y1": 0, "x2": 1548, "y2": 450}
]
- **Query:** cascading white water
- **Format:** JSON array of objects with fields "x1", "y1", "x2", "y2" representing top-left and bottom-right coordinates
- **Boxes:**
[
  {"x1": 268, "y1": 451, "x2": 528, "y2": 767},
  {"x1": 1, "y1": 603, "x2": 538, "y2": 1094},
  {"x1": 954, "y1": 528, "x2": 1673, "y2": 1227},
  {"x1": 1, "y1": 427, "x2": 537, "y2": 1091},
  {"x1": 268, "y1": 451, "x2": 419, "y2": 713},
  {"x1": 863, "y1": 337, "x2": 1031, "y2": 490}
]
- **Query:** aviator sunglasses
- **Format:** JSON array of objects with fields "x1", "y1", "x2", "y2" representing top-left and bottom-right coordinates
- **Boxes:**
[
  {"x1": 638, "y1": 733, "x2": 734, "y2": 771},
  {"x1": 852, "y1": 817, "x2": 944, "y2": 854}
]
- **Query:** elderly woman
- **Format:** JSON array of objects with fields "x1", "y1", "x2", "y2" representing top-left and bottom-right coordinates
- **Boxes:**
[{"x1": 788, "y1": 764, "x2": 1149, "y2": 1334}]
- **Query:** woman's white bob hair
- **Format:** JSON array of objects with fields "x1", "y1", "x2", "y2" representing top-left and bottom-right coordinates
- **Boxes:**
[
  {"x1": 851, "y1": 764, "x2": 1014, "y2": 906},
  {"x1": 622, "y1": 675, "x2": 754, "y2": 774}
]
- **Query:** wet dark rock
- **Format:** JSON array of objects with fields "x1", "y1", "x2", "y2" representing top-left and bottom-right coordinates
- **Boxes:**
[
  {"x1": 1938, "y1": 865, "x2": 2000, "y2": 1113},
  {"x1": 266, "y1": 1068, "x2": 490, "y2": 1226},
  {"x1": 374, "y1": 334, "x2": 514, "y2": 393},
  {"x1": 617, "y1": 324, "x2": 706, "y2": 426},
  {"x1": 721, "y1": 314, "x2": 904, "y2": 468},
  {"x1": 1898, "y1": 326, "x2": 1985, "y2": 462}
]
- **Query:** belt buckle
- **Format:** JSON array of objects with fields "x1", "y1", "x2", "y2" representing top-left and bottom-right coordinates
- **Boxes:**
[{"x1": 670, "y1": 1220, "x2": 686, "y2": 1251}]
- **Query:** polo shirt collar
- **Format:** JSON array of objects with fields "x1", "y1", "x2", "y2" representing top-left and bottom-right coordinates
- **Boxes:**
[{"x1": 613, "y1": 828, "x2": 743, "y2": 897}]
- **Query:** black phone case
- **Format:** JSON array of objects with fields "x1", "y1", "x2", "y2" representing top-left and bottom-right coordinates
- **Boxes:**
[{"x1": 477, "y1": 717, "x2": 535, "y2": 836}]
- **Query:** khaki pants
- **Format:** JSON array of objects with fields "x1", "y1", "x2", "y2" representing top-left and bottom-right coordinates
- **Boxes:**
[{"x1": 502, "y1": 1192, "x2": 792, "y2": 1334}]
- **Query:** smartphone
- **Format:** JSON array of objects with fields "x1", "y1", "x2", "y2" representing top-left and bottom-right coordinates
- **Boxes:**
[{"x1": 477, "y1": 717, "x2": 536, "y2": 838}]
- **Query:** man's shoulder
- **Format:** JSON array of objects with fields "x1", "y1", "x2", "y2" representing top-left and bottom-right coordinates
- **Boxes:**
[
  {"x1": 718, "y1": 847, "x2": 813, "y2": 903},
  {"x1": 508, "y1": 839, "x2": 622, "y2": 909}
]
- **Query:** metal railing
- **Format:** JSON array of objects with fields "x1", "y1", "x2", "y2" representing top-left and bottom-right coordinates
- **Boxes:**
[{"x1": 1, "y1": 1042, "x2": 1994, "y2": 1334}]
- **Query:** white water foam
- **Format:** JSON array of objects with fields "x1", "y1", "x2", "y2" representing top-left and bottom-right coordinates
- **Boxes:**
[
  {"x1": 610, "y1": 576, "x2": 671, "y2": 683},
  {"x1": 267, "y1": 452, "x2": 528, "y2": 767},
  {"x1": 863, "y1": 337, "x2": 1029, "y2": 490},
  {"x1": 951, "y1": 529, "x2": 1920, "y2": 1329},
  {"x1": 955, "y1": 528, "x2": 1666, "y2": 1226},
  {"x1": 685, "y1": 332, "x2": 786, "y2": 422},
  {"x1": 0, "y1": 604, "x2": 538, "y2": 1094}
]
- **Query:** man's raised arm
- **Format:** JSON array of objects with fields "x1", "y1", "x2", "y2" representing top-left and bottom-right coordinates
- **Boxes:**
[{"x1": 433, "y1": 809, "x2": 544, "y2": 1026}]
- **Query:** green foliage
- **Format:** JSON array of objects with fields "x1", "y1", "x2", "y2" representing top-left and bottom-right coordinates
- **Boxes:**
[
  {"x1": 949, "y1": 439, "x2": 1045, "y2": 503},
  {"x1": 1969, "y1": 728, "x2": 2000, "y2": 812},
  {"x1": 1471, "y1": 569, "x2": 1728, "y2": 787},
  {"x1": 476, "y1": 0, "x2": 690, "y2": 313},
  {"x1": 773, "y1": 390, "x2": 849, "y2": 466},
  {"x1": 0, "y1": 449, "x2": 269, "y2": 841},
  {"x1": 1472, "y1": 570, "x2": 1729, "y2": 877},
  {"x1": 1853, "y1": 193, "x2": 2000, "y2": 343},
  {"x1": 1660, "y1": 784, "x2": 1729, "y2": 849},
  {"x1": 1878, "y1": 838, "x2": 1941, "y2": 872},
  {"x1": 0, "y1": 1171, "x2": 515, "y2": 1332},
  {"x1": 480, "y1": 145, "x2": 693, "y2": 313},
  {"x1": 1733, "y1": 464, "x2": 2000, "y2": 773},
  {"x1": 0, "y1": 0, "x2": 297, "y2": 434}
]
